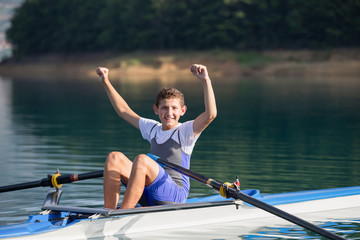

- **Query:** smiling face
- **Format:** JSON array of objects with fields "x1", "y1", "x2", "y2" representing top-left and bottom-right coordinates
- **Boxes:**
[{"x1": 153, "y1": 98, "x2": 187, "y2": 130}]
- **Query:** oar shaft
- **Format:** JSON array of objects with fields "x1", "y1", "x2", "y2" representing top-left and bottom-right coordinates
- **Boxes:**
[
  {"x1": 157, "y1": 158, "x2": 222, "y2": 190},
  {"x1": 233, "y1": 190, "x2": 345, "y2": 240},
  {"x1": 156, "y1": 158, "x2": 345, "y2": 240},
  {"x1": 0, "y1": 179, "x2": 51, "y2": 193},
  {"x1": 0, "y1": 170, "x2": 104, "y2": 193}
]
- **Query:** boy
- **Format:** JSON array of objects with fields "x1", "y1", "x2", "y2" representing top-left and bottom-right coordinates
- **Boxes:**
[{"x1": 96, "y1": 64, "x2": 217, "y2": 209}]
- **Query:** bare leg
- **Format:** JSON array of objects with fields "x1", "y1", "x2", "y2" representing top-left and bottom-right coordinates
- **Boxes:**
[
  {"x1": 103, "y1": 152, "x2": 132, "y2": 209},
  {"x1": 120, "y1": 154, "x2": 160, "y2": 209}
]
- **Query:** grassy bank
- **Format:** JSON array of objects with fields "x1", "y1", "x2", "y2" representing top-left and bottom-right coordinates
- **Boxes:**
[{"x1": 0, "y1": 49, "x2": 359, "y2": 80}]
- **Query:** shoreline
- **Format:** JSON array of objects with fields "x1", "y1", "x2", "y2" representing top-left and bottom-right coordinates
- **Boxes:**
[{"x1": 0, "y1": 49, "x2": 359, "y2": 80}]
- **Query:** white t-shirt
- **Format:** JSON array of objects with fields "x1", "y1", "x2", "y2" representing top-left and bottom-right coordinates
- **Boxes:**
[{"x1": 139, "y1": 117, "x2": 200, "y2": 156}]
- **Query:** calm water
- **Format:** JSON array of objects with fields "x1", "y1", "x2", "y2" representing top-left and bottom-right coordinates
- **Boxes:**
[{"x1": 0, "y1": 74, "x2": 359, "y2": 239}]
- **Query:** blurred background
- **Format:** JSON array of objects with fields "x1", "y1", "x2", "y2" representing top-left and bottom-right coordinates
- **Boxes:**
[
  {"x1": 2, "y1": 0, "x2": 360, "y2": 55},
  {"x1": 0, "y1": 0, "x2": 359, "y2": 79}
]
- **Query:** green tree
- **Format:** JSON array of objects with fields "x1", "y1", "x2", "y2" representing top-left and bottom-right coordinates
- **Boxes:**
[{"x1": 6, "y1": 0, "x2": 360, "y2": 57}]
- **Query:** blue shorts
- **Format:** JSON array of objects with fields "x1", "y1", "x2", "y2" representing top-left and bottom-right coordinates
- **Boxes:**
[{"x1": 138, "y1": 157, "x2": 188, "y2": 206}]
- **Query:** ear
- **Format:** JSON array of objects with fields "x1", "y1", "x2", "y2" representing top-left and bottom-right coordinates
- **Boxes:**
[
  {"x1": 181, "y1": 105, "x2": 187, "y2": 116},
  {"x1": 153, "y1": 104, "x2": 159, "y2": 115}
]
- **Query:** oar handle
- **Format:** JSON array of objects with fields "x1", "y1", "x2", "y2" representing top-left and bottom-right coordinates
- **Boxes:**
[
  {"x1": 56, "y1": 171, "x2": 104, "y2": 184},
  {"x1": 155, "y1": 157, "x2": 346, "y2": 240}
]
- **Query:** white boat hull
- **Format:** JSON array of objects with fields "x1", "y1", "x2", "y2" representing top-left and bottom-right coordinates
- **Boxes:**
[{"x1": 3, "y1": 187, "x2": 359, "y2": 240}]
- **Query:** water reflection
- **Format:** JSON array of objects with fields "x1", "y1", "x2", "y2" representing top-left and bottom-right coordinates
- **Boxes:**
[{"x1": 0, "y1": 77, "x2": 14, "y2": 181}]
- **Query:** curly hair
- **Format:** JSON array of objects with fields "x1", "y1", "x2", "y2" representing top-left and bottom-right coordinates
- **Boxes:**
[{"x1": 155, "y1": 87, "x2": 185, "y2": 107}]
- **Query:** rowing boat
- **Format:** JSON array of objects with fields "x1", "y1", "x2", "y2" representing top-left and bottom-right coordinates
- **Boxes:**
[
  {"x1": 0, "y1": 159, "x2": 357, "y2": 240},
  {"x1": 1, "y1": 186, "x2": 360, "y2": 240}
]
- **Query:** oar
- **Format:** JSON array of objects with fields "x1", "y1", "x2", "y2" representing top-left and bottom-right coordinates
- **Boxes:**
[
  {"x1": 155, "y1": 157, "x2": 346, "y2": 240},
  {"x1": 0, "y1": 170, "x2": 103, "y2": 193}
]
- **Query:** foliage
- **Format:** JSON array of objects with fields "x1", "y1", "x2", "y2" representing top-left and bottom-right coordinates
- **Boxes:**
[{"x1": 6, "y1": 0, "x2": 360, "y2": 56}]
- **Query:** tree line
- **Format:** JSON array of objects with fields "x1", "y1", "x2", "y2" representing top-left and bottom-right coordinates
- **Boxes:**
[{"x1": 6, "y1": 0, "x2": 360, "y2": 56}]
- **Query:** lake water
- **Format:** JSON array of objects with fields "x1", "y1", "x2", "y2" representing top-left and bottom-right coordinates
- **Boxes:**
[{"x1": 0, "y1": 74, "x2": 359, "y2": 239}]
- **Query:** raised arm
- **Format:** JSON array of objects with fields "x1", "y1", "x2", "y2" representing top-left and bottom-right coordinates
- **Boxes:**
[
  {"x1": 190, "y1": 64, "x2": 217, "y2": 137},
  {"x1": 96, "y1": 67, "x2": 140, "y2": 129}
]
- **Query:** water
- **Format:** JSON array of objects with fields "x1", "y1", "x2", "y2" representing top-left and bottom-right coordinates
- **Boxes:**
[{"x1": 0, "y1": 74, "x2": 359, "y2": 239}]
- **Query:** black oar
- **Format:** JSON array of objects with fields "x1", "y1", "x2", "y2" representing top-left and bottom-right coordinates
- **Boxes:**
[
  {"x1": 155, "y1": 157, "x2": 345, "y2": 240},
  {"x1": 0, "y1": 170, "x2": 103, "y2": 193}
]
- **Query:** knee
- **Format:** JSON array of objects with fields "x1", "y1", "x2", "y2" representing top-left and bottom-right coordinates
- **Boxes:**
[
  {"x1": 105, "y1": 151, "x2": 127, "y2": 168},
  {"x1": 133, "y1": 154, "x2": 151, "y2": 170}
]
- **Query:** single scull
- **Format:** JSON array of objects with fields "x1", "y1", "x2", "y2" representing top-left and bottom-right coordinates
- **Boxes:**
[
  {"x1": 0, "y1": 161, "x2": 358, "y2": 240},
  {"x1": 1, "y1": 186, "x2": 359, "y2": 239}
]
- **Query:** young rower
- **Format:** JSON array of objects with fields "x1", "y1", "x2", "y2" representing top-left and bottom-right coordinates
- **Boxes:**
[{"x1": 96, "y1": 64, "x2": 217, "y2": 209}]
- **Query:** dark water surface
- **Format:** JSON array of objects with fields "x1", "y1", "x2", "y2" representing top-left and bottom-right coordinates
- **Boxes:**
[{"x1": 0, "y1": 74, "x2": 359, "y2": 238}]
